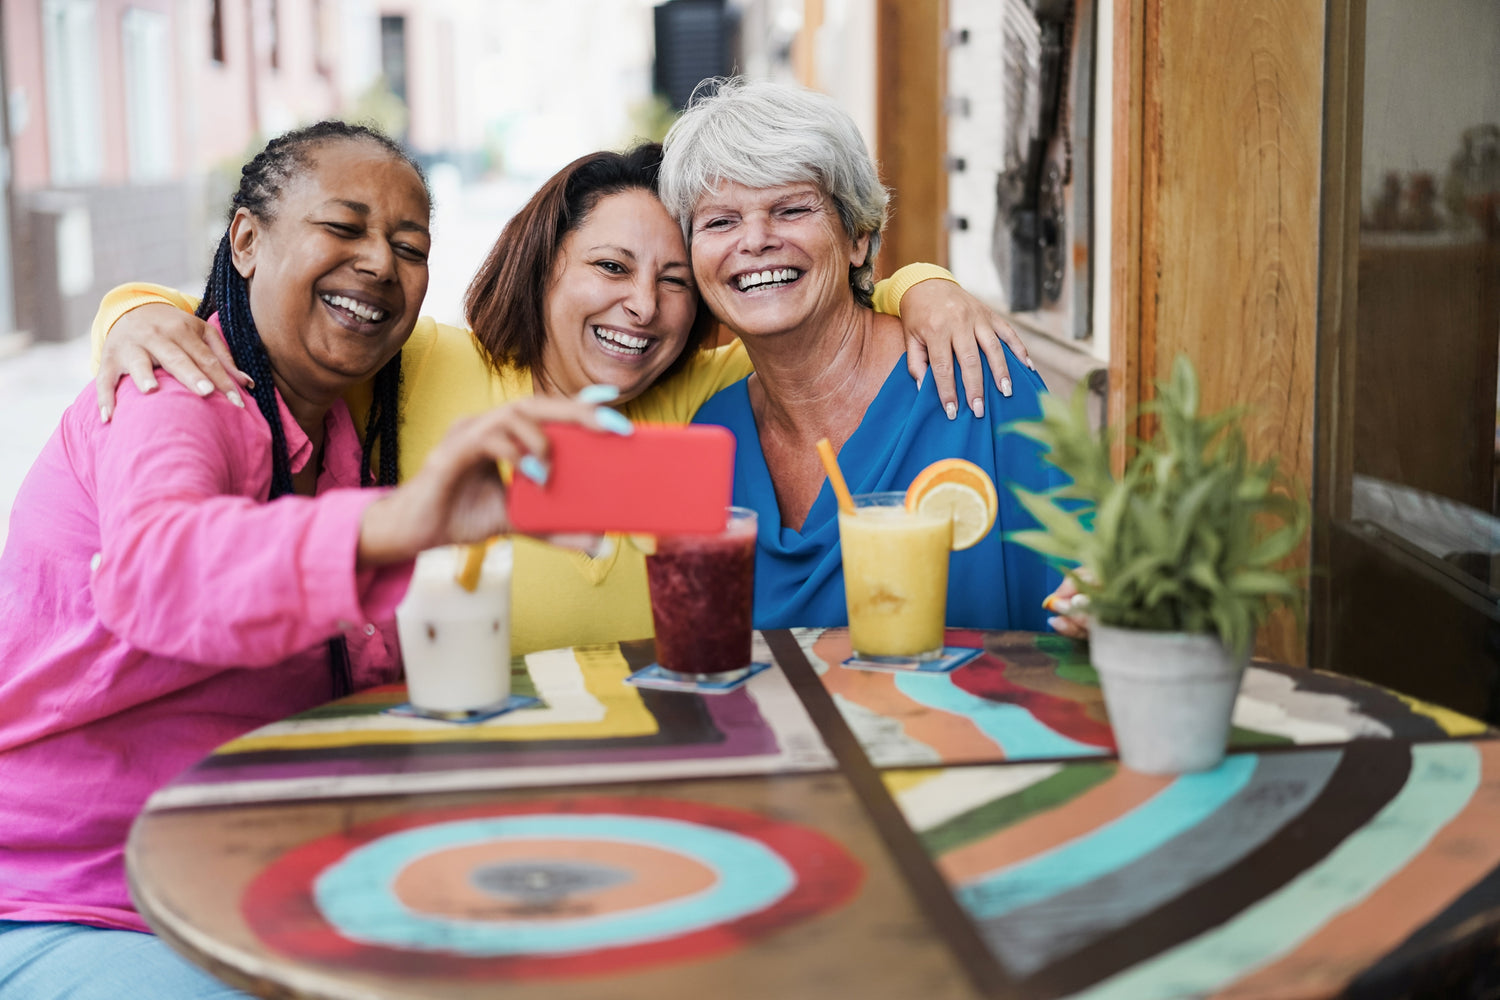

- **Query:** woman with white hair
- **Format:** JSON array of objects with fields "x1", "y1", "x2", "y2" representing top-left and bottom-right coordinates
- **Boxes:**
[{"x1": 662, "y1": 78, "x2": 1061, "y2": 630}]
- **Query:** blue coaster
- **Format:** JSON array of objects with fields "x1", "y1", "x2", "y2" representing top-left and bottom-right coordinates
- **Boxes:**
[
  {"x1": 841, "y1": 646, "x2": 984, "y2": 674},
  {"x1": 624, "y1": 661, "x2": 773, "y2": 695},
  {"x1": 383, "y1": 693, "x2": 542, "y2": 724}
]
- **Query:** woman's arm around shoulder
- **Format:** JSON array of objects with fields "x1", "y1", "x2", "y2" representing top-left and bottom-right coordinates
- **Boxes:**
[
  {"x1": 91, "y1": 283, "x2": 251, "y2": 422},
  {"x1": 878, "y1": 263, "x2": 1038, "y2": 420}
]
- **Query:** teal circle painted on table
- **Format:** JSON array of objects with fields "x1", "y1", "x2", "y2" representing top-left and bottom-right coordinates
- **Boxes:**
[{"x1": 312, "y1": 814, "x2": 796, "y2": 955}]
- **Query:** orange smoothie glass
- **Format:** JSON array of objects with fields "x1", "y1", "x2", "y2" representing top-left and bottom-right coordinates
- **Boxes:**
[{"x1": 838, "y1": 492, "x2": 952, "y2": 661}]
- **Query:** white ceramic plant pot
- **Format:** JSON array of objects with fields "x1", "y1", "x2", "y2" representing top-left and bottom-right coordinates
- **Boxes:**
[{"x1": 1088, "y1": 622, "x2": 1251, "y2": 774}]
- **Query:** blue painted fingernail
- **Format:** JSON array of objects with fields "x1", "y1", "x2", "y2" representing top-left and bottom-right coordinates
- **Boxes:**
[
  {"x1": 518, "y1": 454, "x2": 550, "y2": 486},
  {"x1": 594, "y1": 408, "x2": 634, "y2": 436},
  {"x1": 578, "y1": 384, "x2": 621, "y2": 404}
]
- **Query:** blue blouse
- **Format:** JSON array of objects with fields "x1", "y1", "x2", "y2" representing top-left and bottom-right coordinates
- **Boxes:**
[{"x1": 692, "y1": 346, "x2": 1062, "y2": 631}]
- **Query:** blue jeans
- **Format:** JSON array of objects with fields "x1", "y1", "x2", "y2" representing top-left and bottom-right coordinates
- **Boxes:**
[{"x1": 0, "y1": 922, "x2": 250, "y2": 999}]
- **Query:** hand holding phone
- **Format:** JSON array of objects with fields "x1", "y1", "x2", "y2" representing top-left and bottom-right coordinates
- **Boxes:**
[{"x1": 507, "y1": 423, "x2": 736, "y2": 536}]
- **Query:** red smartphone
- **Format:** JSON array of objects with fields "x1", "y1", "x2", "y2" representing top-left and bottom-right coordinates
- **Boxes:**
[{"x1": 507, "y1": 423, "x2": 736, "y2": 536}]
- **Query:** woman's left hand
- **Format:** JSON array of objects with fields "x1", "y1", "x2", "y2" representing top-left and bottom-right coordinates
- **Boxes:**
[
  {"x1": 1043, "y1": 576, "x2": 1090, "y2": 640},
  {"x1": 356, "y1": 396, "x2": 627, "y2": 564},
  {"x1": 899, "y1": 278, "x2": 1035, "y2": 419}
]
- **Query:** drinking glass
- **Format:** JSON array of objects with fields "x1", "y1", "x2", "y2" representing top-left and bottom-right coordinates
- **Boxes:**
[
  {"x1": 838, "y1": 492, "x2": 952, "y2": 661},
  {"x1": 395, "y1": 543, "x2": 513, "y2": 716},
  {"x1": 646, "y1": 507, "x2": 758, "y2": 681}
]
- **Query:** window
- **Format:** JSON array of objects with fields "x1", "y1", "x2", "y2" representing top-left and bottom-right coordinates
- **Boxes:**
[
  {"x1": 122, "y1": 8, "x2": 175, "y2": 180},
  {"x1": 42, "y1": 0, "x2": 103, "y2": 185},
  {"x1": 268, "y1": 0, "x2": 279, "y2": 71},
  {"x1": 1320, "y1": 0, "x2": 1500, "y2": 719},
  {"x1": 210, "y1": 0, "x2": 224, "y2": 64},
  {"x1": 380, "y1": 15, "x2": 408, "y2": 106},
  {"x1": 945, "y1": 0, "x2": 1096, "y2": 342},
  {"x1": 312, "y1": 0, "x2": 331, "y2": 75}
]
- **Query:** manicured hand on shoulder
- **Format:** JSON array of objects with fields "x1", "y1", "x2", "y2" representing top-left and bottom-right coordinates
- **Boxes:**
[
  {"x1": 96, "y1": 304, "x2": 251, "y2": 423},
  {"x1": 900, "y1": 277, "x2": 1035, "y2": 420}
]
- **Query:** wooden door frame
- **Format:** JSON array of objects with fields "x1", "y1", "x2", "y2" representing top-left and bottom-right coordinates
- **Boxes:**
[
  {"x1": 1310, "y1": 0, "x2": 1364, "y2": 672},
  {"x1": 1108, "y1": 0, "x2": 1148, "y2": 464},
  {"x1": 1106, "y1": 0, "x2": 1328, "y2": 666}
]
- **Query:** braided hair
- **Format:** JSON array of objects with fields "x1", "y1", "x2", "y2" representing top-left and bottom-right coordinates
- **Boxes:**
[{"x1": 198, "y1": 121, "x2": 428, "y2": 695}]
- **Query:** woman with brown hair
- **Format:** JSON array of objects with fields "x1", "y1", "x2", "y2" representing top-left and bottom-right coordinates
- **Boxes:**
[{"x1": 92, "y1": 142, "x2": 1029, "y2": 654}]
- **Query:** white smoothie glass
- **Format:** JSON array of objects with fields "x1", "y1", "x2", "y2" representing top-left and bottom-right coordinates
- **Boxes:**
[{"x1": 395, "y1": 543, "x2": 513, "y2": 717}]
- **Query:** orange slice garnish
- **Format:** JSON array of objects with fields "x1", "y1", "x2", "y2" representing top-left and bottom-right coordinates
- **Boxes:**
[{"x1": 904, "y1": 458, "x2": 998, "y2": 551}]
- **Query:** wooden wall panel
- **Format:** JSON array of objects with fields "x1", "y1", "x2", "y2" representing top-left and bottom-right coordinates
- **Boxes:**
[
  {"x1": 875, "y1": 0, "x2": 947, "y2": 275},
  {"x1": 1113, "y1": 0, "x2": 1327, "y2": 665}
]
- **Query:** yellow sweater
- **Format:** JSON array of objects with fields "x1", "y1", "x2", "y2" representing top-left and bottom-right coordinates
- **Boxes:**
[{"x1": 92, "y1": 267, "x2": 942, "y2": 653}]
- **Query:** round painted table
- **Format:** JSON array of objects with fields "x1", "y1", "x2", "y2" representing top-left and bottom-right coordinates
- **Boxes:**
[{"x1": 127, "y1": 629, "x2": 1500, "y2": 999}]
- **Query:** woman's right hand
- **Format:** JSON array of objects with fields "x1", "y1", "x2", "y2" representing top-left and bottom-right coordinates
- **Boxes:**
[
  {"x1": 96, "y1": 304, "x2": 251, "y2": 422},
  {"x1": 899, "y1": 275, "x2": 1034, "y2": 418},
  {"x1": 356, "y1": 395, "x2": 632, "y2": 565}
]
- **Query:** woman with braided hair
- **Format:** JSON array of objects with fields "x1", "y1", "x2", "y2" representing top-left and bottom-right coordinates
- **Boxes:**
[
  {"x1": 92, "y1": 140, "x2": 1033, "y2": 655},
  {"x1": 0, "y1": 121, "x2": 620, "y2": 997}
]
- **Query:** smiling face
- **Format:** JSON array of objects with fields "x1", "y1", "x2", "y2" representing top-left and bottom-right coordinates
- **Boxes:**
[
  {"x1": 231, "y1": 140, "x2": 431, "y2": 404},
  {"x1": 536, "y1": 188, "x2": 698, "y2": 400},
  {"x1": 688, "y1": 180, "x2": 871, "y2": 342}
]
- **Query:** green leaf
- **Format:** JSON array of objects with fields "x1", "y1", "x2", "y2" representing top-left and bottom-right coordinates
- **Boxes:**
[
  {"x1": 1128, "y1": 495, "x2": 1170, "y2": 552},
  {"x1": 1001, "y1": 354, "x2": 1308, "y2": 642},
  {"x1": 1186, "y1": 559, "x2": 1224, "y2": 595},
  {"x1": 1229, "y1": 570, "x2": 1300, "y2": 599},
  {"x1": 1169, "y1": 471, "x2": 1225, "y2": 559},
  {"x1": 1006, "y1": 529, "x2": 1082, "y2": 563},
  {"x1": 1246, "y1": 521, "x2": 1305, "y2": 566},
  {"x1": 1011, "y1": 490, "x2": 1092, "y2": 552}
]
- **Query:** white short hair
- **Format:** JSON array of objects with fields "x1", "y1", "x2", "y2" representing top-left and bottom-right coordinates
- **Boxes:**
[{"x1": 659, "y1": 77, "x2": 890, "y2": 305}]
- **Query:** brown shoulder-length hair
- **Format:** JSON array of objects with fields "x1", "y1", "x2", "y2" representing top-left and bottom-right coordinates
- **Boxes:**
[{"x1": 463, "y1": 142, "x2": 717, "y2": 381}]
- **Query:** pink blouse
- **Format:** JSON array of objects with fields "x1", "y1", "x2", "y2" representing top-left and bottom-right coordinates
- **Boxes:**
[{"x1": 0, "y1": 368, "x2": 412, "y2": 932}]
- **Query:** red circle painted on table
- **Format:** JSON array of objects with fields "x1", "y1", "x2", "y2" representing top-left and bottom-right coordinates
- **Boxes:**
[{"x1": 241, "y1": 796, "x2": 865, "y2": 981}]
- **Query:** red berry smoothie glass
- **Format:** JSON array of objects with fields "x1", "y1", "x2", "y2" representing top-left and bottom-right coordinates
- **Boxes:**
[{"x1": 645, "y1": 507, "x2": 758, "y2": 681}]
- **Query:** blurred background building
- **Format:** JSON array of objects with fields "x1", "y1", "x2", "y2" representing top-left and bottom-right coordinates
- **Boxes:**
[
  {"x1": 0, "y1": 0, "x2": 664, "y2": 339},
  {"x1": 0, "y1": 0, "x2": 1496, "y2": 711},
  {"x1": 0, "y1": 0, "x2": 1104, "y2": 373}
]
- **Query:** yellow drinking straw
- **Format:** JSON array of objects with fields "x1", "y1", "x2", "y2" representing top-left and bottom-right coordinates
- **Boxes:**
[
  {"x1": 815, "y1": 438, "x2": 857, "y2": 515},
  {"x1": 454, "y1": 540, "x2": 491, "y2": 592}
]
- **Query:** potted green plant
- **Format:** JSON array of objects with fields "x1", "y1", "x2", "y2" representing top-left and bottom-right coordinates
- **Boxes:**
[{"x1": 1008, "y1": 355, "x2": 1308, "y2": 774}]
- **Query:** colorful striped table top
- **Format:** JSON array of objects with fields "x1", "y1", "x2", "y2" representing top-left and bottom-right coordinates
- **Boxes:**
[{"x1": 129, "y1": 629, "x2": 1500, "y2": 1000}]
